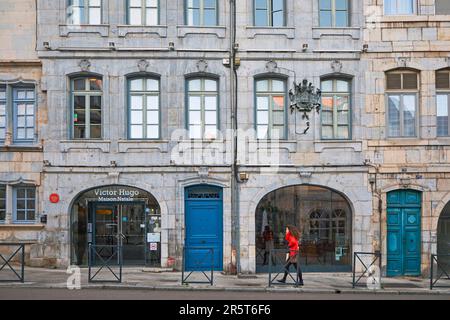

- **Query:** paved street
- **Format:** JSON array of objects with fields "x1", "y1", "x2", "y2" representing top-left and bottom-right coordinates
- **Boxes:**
[{"x1": 1, "y1": 288, "x2": 449, "y2": 300}]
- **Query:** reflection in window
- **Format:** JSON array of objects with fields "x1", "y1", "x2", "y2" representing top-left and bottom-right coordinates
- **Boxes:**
[
  {"x1": 128, "y1": 78, "x2": 160, "y2": 139},
  {"x1": 321, "y1": 79, "x2": 351, "y2": 140},
  {"x1": 187, "y1": 78, "x2": 218, "y2": 139},
  {"x1": 254, "y1": 0, "x2": 285, "y2": 27},
  {"x1": 436, "y1": 71, "x2": 450, "y2": 137},
  {"x1": 255, "y1": 78, "x2": 286, "y2": 139},
  {"x1": 255, "y1": 185, "x2": 352, "y2": 272},
  {"x1": 68, "y1": 0, "x2": 102, "y2": 25},
  {"x1": 319, "y1": 0, "x2": 349, "y2": 27},
  {"x1": 128, "y1": 0, "x2": 158, "y2": 25},
  {"x1": 14, "y1": 187, "x2": 36, "y2": 223},
  {"x1": 384, "y1": 0, "x2": 415, "y2": 15},
  {"x1": 72, "y1": 77, "x2": 103, "y2": 139},
  {"x1": 186, "y1": 0, "x2": 218, "y2": 26},
  {"x1": 386, "y1": 71, "x2": 418, "y2": 138}
]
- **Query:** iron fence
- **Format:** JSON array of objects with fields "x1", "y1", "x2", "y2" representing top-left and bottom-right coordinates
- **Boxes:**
[
  {"x1": 0, "y1": 243, "x2": 25, "y2": 283},
  {"x1": 88, "y1": 244, "x2": 122, "y2": 283},
  {"x1": 430, "y1": 254, "x2": 450, "y2": 290},
  {"x1": 182, "y1": 247, "x2": 214, "y2": 286},
  {"x1": 352, "y1": 251, "x2": 382, "y2": 289},
  {"x1": 268, "y1": 249, "x2": 302, "y2": 287}
]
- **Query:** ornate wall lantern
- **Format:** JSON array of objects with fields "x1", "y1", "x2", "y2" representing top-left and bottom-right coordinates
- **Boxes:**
[{"x1": 289, "y1": 79, "x2": 322, "y2": 134}]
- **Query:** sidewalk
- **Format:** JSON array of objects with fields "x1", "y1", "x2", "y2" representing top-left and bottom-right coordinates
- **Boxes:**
[{"x1": 0, "y1": 267, "x2": 449, "y2": 295}]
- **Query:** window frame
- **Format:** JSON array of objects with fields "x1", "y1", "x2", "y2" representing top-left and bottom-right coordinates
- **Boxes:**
[
  {"x1": 70, "y1": 76, "x2": 103, "y2": 140},
  {"x1": 13, "y1": 186, "x2": 37, "y2": 224},
  {"x1": 436, "y1": 70, "x2": 450, "y2": 137},
  {"x1": 0, "y1": 185, "x2": 6, "y2": 223},
  {"x1": 127, "y1": 76, "x2": 161, "y2": 140},
  {"x1": 185, "y1": 77, "x2": 220, "y2": 140},
  {"x1": 385, "y1": 70, "x2": 419, "y2": 138},
  {"x1": 127, "y1": 0, "x2": 160, "y2": 26},
  {"x1": 319, "y1": 0, "x2": 350, "y2": 28},
  {"x1": 384, "y1": 0, "x2": 417, "y2": 16},
  {"x1": 253, "y1": 0, "x2": 286, "y2": 27},
  {"x1": 320, "y1": 78, "x2": 352, "y2": 141},
  {"x1": 67, "y1": 0, "x2": 103, "y2": 25},
  {"x1": 0, "y1": 85, "x2": 6, "y2": 142},
  {"x1": 184, "y1": 0, "x2": 219, "y2": 26},
  {"x1": 254, "y1": 77, "x2": 288, "y2": 140},
  {"x1": 13, "y1": 86, "x2": 36, "y2": 143}
]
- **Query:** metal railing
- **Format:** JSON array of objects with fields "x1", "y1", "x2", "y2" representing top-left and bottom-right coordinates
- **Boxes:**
[
  {"x1": 352, "y1": 251, "x2": 382, "y2": 289},
  {"x1": 268, "y1": 249, "x2": 302, "y2": 287},
  {"x1": 430, "y1": 254, "x2": 450, "y2": 290},
  {"x1": 182, "y1": 247, "x2": 214, "y2": 286},
  {"x1": 0, "y1": 243, "x2": 25, "y2": 283},
  {"x1": 88, "y1": 244, "x2": 122, "y2": 283}
]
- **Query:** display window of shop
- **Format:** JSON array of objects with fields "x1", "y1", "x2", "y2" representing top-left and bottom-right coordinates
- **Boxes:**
[
  {"x1": 13, "y1": 186, "x2": 36, "y2": 223},
  {"x1": 255, "y1": 185, "x2": 352, "y2": 272},
  {"x1": 128, "y1": 0, "x2": 159, "y2": 25},
  {"x1": 0, "y1": 185, "x2": 5, "y2": 222},
  {"x1": 71, "y1": 76, "x2": 103, "y2": 140}
]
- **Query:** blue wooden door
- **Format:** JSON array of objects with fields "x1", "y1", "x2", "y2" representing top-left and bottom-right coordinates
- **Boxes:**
[
  {"x1": 185, "y1": 185, "x2": 223, "y2": 271},
  {"x1": 387, "y1": 190, "x2": 421, "y2": 276}
]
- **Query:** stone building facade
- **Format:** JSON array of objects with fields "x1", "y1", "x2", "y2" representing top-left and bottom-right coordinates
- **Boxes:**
[{"x1": 0, "y1": 0, "x2": 449, "y2": 277}]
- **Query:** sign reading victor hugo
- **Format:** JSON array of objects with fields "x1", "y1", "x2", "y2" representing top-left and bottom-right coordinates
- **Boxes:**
[{"x1": 93, "y1": 187, "x2": 140, "y2": 202}]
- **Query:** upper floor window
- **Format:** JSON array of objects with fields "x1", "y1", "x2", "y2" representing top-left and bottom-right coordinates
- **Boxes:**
[
  {"x1": 186, "y1": 0, "x2": 218, "y2": 26},
  {"x1": 71, "y1": 77, "x2": 103, "y2": 139},
  {"x1": 386, "y1": 70, "x2": 419, "y2": 138},
  {"x1": 319, "y1": 0, "x2": 349, "y2": 27},
  {"x1": 14, "y1": 186, "x2": 36, "y2": 223},
  {"x1": 255, "y1": 78, "x2": 286, "y2": 139},
  {"x1": 68, "y1": 0, "x2": 102, "y2": 25},
  {"x1": 254, "y1": 0, "x2": 285, "y2": 27},
  {"x1": 321, "y1": 78, "x2": 351, "y2": 140},
  {"x1": 187, "y1": 78, "x2": 218, "y2": 139},
  {"x1": 0, "y1": 185, "x2": 5, "y2": 222},
  {"x1": 0, "y1": 86, "x2": 5, "y2": 141},
  {"x1": 384, "y1": 0, "x2": 416, "y2": 15},
  {"x1": 436, "y1": 70, "x2": 450, "y2": 137},
  {"x1": 128, "y1": 77, "x2": 160, "y2": 139},
  {"x1": 436, "y1": 0, "x2": 450, "y2": 15},
  {"x1": 128, "y1": 0, "x2": 159, "y2": 25}
]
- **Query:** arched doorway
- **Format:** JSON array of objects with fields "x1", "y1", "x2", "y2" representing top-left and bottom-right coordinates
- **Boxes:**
[
  {"x1": 438, "y1": 202, "x2": 450, "y2": 268},
  {"x1": 255, "y1": 185, "x2": 352, "y2": 272},
  {"x1": 70, "y1": 185, "x2": 161, "y2": 266}
]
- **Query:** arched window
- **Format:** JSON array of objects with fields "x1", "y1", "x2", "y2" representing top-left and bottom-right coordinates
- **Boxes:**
[
  {"x1": 255, "y1": 78, "x2": 286, "y2": 139},
  {"x1": 187, "y1": 77, "x2": 219, "y2": 139},
  {"x1": 71, "y1": 76, "x2": 103, "y2": 139},
  {"x1": 386, "y1": 70, "x2": 419, "y2": 138},
  {"x1": 321, "y1": 78, "x2": 351, "y2": 140},
  {"x1": 128, "y1": 77, "x2": 160, "y2": 139},
  {"x1": 436, "y1": 70, "x2": 450, "y2": 137}
]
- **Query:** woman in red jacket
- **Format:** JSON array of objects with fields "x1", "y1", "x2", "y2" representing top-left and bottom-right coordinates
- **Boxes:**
[{"x1": 277, "y1": 225, "x2": 304, "y2": 286}]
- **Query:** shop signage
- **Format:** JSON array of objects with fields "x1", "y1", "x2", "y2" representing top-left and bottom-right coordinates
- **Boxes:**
[{"x1": 93, "y1": 188, "x2": 140, "y2": 202}]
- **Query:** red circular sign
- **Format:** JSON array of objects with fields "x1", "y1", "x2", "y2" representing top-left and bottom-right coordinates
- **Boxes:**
[{"x1": 49, "y1": 193, "x2": 60, "y2": 203}]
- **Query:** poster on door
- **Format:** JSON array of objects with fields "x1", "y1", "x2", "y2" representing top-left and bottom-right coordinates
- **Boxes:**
[{"x1": 149, "y1": 242, "x2": 158, "y2": 251}]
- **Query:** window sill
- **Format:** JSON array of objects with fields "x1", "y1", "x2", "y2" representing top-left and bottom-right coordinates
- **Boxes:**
[
  {"x1": 0, "y1": 223, "x2": 45, "y2": 230},
  {"x1": 59, "y1": 140, "x2": 111, "y2": 153},
  {"x1": 378, "y1": 15, "x2": 450, "y2": 23},
  {"x1": 314, "y1": 140, "x2": 362, "y2": 153},
  {"x1": 177, "y1": 26, "x2": 227, "y2": 38},
  {"x1": 312, "y1": 27, "x2": 361, "y2": 40},
  {"x1": 59, "y1": 24, "x2": 110, "y2": 37},
  {"x1": 368, "y1": 139, "x2": 450, "y2": 147},
  {"x1": 0, "y1": 144, "x2": 43, "y2": 152},
  {"x1": 118, "y1": 140, "x2": 169, "y2": 153},
  {"x1": 117, "y1": 25, "x2": 168, "y2": 38},
  {"x1": 245, "y1": 26, "x2": 295, "y2": 39},
  {"x1": 249, "y1": 140, "x2": 297, "y2": 153}
]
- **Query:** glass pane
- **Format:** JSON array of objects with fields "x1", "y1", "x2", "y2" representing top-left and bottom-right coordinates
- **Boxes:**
[
  {"x1": 205, "y1": 111, "x2": 217, "y2": 125},
  {"x1": 146, "y1": 79, "x2": 159, "y2": 91},
  {"x1": 131, "y1": 125, "x2": 144, "y2": 139},
  {"x1": 320, "y1": 0, "x2": 332, "y2": 10},
  {"x1": 189, "y1": 79, "x2": 201, "y2": 91},
  {"x1": 89, "y1": 8, "x2": 101, "y2": 24},
  {"x1": 26, "y1": 210, "x2": 35, "y2": 221},
  {"x1": 204, "y1": 0, "x2": 216, "y2": 8},
  {"x1": 322, "y1": 125, "x2": 333, "y2": 139},
  {"x1": 90, "y1": 96, "x2": 101, "y2": 109},
  {"x1": 147, "y1": 111, "x2": 159, "y2": 125},
  {"x1": 130, "y1": 79, "x2": 144, "y2": 91},
  {"x1": 257, "y1": 125, "x2": 268, "y2": 139},
  {"x1": 27, "y1": 200, "x2": 35, "y2": 210},
  {"x1": 147, "y1": 96, "x2": 159, "y2": 110},
  {"x1": 146, "y1": 8, "x2": 158, "y2": 25},
  {"x1": 204, "y1": 125, "x2": 217, "y2": 139},
  {"x1": 271, "y1": 126, "x2": 284, "y2": 139},
  {"x1": 0, "y1": 90, "x2": 5, "y2": 100},
  {"x1": 131, "y1": 110, "x2": 143, "y2": 124},
  {"x1": 335, "y1": 0, "x2": 348, "y2": 10},
  {"x1": 255, "y1": 9, "x2": 268, "y2": 26},
  {"x1": 74, "y1": 96, "x2": 85, "y2": 110},
  {"x1": 204, "y1": 96, "x2": 217, "y2": 110},
  {"x1": 90, "y1": 125, "x2": 101, "y2": 138},
  {"x1": 26, "y1": 91, "x2": 35, "y2": 100},
  {"x1": 90, "y1": 110, "x2": 101, "y2": 124},
  {"x1": 337, "y1": 126, "x2": 349, "y2": 139},
  {"x1": 90, "y1": 0, "x2": 101, "y2": 6},
  {"x1": 335, "y1": 11, "x2": 348, "y2": 27},
  {"x1": 384, "y1": 0, "x2": 397, "y2": 14},
  {"x1": 189, "y1": 96, "x2": 201, "y2": 110},
  {"x1": 255, "y1": 0, "x2": 267, "y2": 9},
  {"x1": 17, "y1": 128, "x2": 26, "y2": 139},
  {"x1": 388, "y1": 95, "x2": 400, "y2": 137},
  {"x1": 336, "y1": 80, "x2": 349, "y2": 92},
  {"x1": 89, "y1": 78, "x2": 102, "y2": 91},
  {"x1": 189, "y1": 125, "x2": 202, "y2": 139},
  {"x1": 16, "y1": 211, "x2": 25, "y2": 221},
  {"x1": 17, "y1": 104, "x2": 26, "y2": 115},
  {"x1": 204, "y1": 80, "x2": 217, "y2": 92},
  {"x1": 17, "y1": 116, "x2": 25, "y2": 127},
  {"x1": 26, "y1": 104, "x2": 34, "y2": 115},
  {"x1": 17, "y1": 188, "x2": 26, "y2": 198},
  {"x1": 272, "y1": 80, "x2": 284, "y2": 92},
  {"x1": 437, "y1": 95, "x2": 449, "y2": 136},
  {"x1": 74, "y1": 79, "x2": 86, "y2": 91},
  {"x1": 0, "y1": 116, "x2": 5, "y2": 127},
  {"x1": 320, "y1": 11, "x2": 332, "y2": 27},
  {"x1": 272, "y1": 96, "x2": 284, "y2": 110},
  {"x1": 321, "y1": 80, "x2": 333, "y2": 92},
  {"x1": 256, "y1": 80, "x2": 268, "y2": 92},
  {"x1": 257, "y1": 96, "x2": 269, "y2": 110},
  {"x1": 131, "y1": 96, "x2": 144, "y2": 109},
  {"x1": 322, "y1": 110, "x2": 333, "y2": 125},
  {"x1": 187, "y1": 8, "x2": 200, "y2": 25},
  {"x1": 257, "y1": 111, "x2": 269, "y2": 125},
  {"x1": 17, "y1": 199, "x2": 25, "y2": 210},
  {"x1": 74, "y1": 125, "x2": 86, "y2": 139},
  {"x1": 204, "y1": 9, "x2": 217, "y2": 26},
  {"x1": 147, "y1": 125, "x2": 159, "y2": 139},
  {"x1": 26, "y1": 117, "x2": 35, "y2": 127},
  {"x1": 189, "y1": 111, "x2": 201, "y2": 124},
  {"x1": 272, "y1": 11, "x2": 284, "y2": 27},
  {"x1": 130, "y1": 0, "x2": 141, "y2": 6},
  {"x1": 273, "y1": 111, "x2": 284, "y2": 126},
  {"x1": 129, "y1": 8, "x2": 142, "y2": 24},
  {"x1": 0, "y1": 128, "x2": 5, "y2": 140},
  {"x1": 147, "y1": 0, "x2": 158, "y2": 6},
  {"x1": 403, "y1": 95, "x2": 416, "y2": 137}
]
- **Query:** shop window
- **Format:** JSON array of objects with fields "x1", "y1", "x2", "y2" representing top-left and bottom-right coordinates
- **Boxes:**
[
  {"x1": 436, "y1": 70, "x2": 450, "y2": 137},
  {"x1": 128, "y1": 0, "x2": 159, "y2": 25},
  {"x1": 128, "y1": 77, "x2": 160, "y2": 139},
  {"x1": 71, "y1": 76, "x2": 103, "y2": 139},
  {"x1": 254, "y1": 0, "x2": 285, "y2": 27},
  {"x1": 0, "y1": 185, "x2": 5, "y2": 222},
  {"x1": 384, "y1": 0, "x2": 416, "y2": 15},
  {"x1": 187, "y1": 78, "x2": 219, "y2": 139},
  {"x1": 0, "y1": 86, "x2": 5, "y2": 141},
  {"x1": 67, "y1": 0, "x2": 102, "y2": 25},
  {"x1": 321, "y1": 78, "x2": 351, "y2": 140},
  {"x1": 319, "y1": 0, "x2": 349, "y2": 27},
  {"x1": 386, "y1": 70, "x2": 419, "y2": 138},
  {"x1": 13, "y1": 186, "x2": 36, "y2": 223},
  {"x1": 186, "y1": 0, "x2": 218, "y2": 26},
  {"x1": 436, "y1": 0, "x2": 450, "y2": 15},
  {"x1": 255, "y1": 78, "x2": 286, "y2": 139}
]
